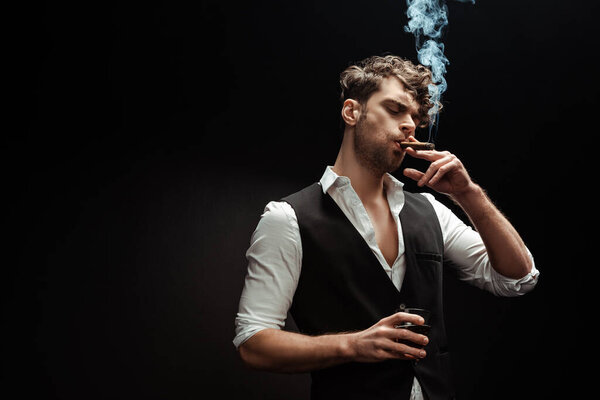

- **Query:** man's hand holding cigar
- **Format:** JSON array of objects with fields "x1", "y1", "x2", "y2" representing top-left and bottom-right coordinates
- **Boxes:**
[{"x1": 402, "y1": 136, "x2": 474, "y2": 198}]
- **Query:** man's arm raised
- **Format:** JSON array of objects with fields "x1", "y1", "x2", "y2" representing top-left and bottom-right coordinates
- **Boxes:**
[{"x1": 403, "y1": 147, "x2": 533, "y2": 280}]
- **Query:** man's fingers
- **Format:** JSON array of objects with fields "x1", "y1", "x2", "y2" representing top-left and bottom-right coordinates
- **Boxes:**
[
  {"x1": 429, "y1": 159, "x2": 459, "y2": 185},
  {"x1": 417, "y1": 155, "x2": 454, "y2": 187},
  {"x1": 391, "y1": 341, "x2": 427, "y2": 359},
  {"x1": 394, "y1": 327, "x2": 429, "y2": 347},
  {"x1": 406, "y1": 148, "x2": 449, "y2": 162},
  {"x1": 402, "y1": 168, "x2": 424, "y2": 182},
  {"x1": 377, "y1": 334, "x2": 427, "y2": 360},
  {"x1": 373, "y1": 314, "x2": 430, "y2": 360},
  {"x1": 386, "y1": 311, "x2": 425, "y2": 327},
  {"x1": 403, "y1": 152, "x2": 457, "y2": 187},
  {"x1": 404, "y1": 157, "x2": 453, "y2": 187}
]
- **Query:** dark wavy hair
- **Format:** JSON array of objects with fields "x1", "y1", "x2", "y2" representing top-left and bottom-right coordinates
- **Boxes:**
[{"x1": 339, "y1": 55, "x2": 440, "y2": 128}]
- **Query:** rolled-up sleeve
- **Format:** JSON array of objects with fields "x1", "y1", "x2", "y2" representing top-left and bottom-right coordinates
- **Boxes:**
[
  {"x1": 420, "y1": 193, "x2": 539, "y2": 297},
  {"x1": 233, "y1": 201, "x2": 302, "y2": 348}
]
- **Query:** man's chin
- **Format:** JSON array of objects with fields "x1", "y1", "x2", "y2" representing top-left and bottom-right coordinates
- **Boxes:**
[
  {"x1": 358, "y1": 150, "x2": 404, "y2": 176},
  {"x1": 387, "y1": 154, "x2": 405, "y2": 173}
]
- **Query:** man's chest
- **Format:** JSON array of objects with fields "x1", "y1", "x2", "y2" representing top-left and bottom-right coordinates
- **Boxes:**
[{"x1": 364, "y1": 202, "x2": 399, "y2": 267}]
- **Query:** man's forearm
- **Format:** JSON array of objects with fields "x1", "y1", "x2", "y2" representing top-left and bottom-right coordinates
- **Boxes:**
[
  {"x1": 237, "y1": 313, "x2": 429, "y2": 373},
  {"x1": 451, "y1": 183, "x2": 533, "y2": 279},
  {"x1": 238, "y1": 328, "x2": 354, "y2": 373}
]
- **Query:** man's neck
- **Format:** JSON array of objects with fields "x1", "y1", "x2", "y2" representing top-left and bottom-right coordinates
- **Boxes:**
[{"x1": 332, "y1": 143, "x2": 386, "y2": 207}]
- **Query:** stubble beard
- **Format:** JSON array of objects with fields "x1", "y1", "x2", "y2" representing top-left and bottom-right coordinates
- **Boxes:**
[{"x1": 353, "y1": 113, "x2": 404, "y2": 176}]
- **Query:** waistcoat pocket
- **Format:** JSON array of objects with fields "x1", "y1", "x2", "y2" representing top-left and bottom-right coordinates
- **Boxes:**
[{"x1": 415, "y1": 252, "x2": 442, "y2": 262}]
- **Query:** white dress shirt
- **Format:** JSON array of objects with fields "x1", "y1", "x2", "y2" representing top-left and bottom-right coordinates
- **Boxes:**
[{"x1": 234, "y1": 166, "x2": 539, "y2": 399}]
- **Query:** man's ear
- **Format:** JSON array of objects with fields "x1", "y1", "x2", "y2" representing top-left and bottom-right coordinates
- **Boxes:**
[{"x1": 341, "y1": 99, "x2": 361, "y2": 127}]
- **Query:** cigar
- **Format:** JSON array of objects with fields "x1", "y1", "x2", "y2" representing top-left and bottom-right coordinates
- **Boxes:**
[{"x1": 399, "y1": 141, "x2": 435, "y2": 150}]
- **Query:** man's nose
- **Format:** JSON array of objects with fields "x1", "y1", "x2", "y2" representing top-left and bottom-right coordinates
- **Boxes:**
[{"x1": 400, "y1": 117, "x2": 416, "y2": 136}]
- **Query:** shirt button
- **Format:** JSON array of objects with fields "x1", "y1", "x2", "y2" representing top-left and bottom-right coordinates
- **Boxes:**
[{"x1": 398, "y1": 303, "x2": 406, "y2": 311}]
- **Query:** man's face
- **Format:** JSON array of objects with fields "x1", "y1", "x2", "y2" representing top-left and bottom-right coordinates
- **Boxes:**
[{"x1": 353, "y1": 76, "x2": 421, "y2": 175}]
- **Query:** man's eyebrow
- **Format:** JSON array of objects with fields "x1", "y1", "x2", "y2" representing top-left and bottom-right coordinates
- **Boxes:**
[{"x1": 383, "y1": 98, "x2": 408, "y2": 107}]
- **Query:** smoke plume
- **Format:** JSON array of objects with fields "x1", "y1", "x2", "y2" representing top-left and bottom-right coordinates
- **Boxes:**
[{"x1": 404, "y1": 0, "x2": 475, "y2": 140}]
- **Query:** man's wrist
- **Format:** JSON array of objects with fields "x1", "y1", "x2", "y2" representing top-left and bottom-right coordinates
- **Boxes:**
[
  {"x1": 450, "y1": 182, "x2": 485, "y2": 208},
  {"x1": 338, "y1": 332, "x2": 357, "y2": 362}
]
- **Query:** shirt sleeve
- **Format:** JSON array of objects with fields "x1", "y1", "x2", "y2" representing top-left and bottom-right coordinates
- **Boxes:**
[
  {"x1": 419, "y1": 193, "x2": 539, "y2": 297},
  {"x1": 233, "y1": 201, "x2": 302, "y2": 348}
]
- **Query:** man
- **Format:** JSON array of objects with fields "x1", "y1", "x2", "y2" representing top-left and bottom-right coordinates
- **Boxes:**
[{"x1": 233, "y1": 55, "x2": 539, "y2": 400}]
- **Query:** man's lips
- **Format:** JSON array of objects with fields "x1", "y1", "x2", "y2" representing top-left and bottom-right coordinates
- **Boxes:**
[{"x1": 393, "y1": 140, "x2": 405, "y2": 151}]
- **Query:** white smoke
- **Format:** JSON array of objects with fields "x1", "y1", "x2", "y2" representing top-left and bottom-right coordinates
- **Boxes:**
[{"x1": 405, "y1": 0, "x2": 475, "y2": 140}]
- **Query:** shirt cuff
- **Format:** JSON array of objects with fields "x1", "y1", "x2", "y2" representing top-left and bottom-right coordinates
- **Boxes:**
[
  {"x1": 233, "y1": 325, "x2": 270, "y2": 349},
  {"x1": 489, "y1": 255, "x2": 540, "y2": 297}
]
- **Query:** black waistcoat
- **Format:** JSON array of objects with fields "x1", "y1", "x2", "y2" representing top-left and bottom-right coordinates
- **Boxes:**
[{"x1": 282, "y1": 182, "x2": 455, "y2": 400}]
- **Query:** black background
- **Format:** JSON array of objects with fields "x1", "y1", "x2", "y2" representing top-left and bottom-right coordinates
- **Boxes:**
[{"x1": 6, "y1": 0, "x2": 599, "y2": 398}]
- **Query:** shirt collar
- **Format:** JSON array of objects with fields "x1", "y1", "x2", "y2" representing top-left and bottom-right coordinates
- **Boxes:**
[
  {"x1": 319, "y1": 166, "x2": 347, "y2": 193},
  {"x1": 319, "y1": 166, "x2": 405, "y2": 212},
  {"x1": 382, "y1": 172, "x2": 405, "y2": 215}
]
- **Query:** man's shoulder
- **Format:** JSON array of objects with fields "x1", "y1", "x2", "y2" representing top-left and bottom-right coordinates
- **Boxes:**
[
  {"x1": 401, "y1": 191, "x2": 443, "y2": 223},
  {"x1": 404, "y1": 190, "x2": 434, "y2": 205},
  {"x1": 258, "y1": 200, "x2": 297, "y2": 228},
  {"x1": 280, "y1": 182, "x2": 322, "y2": 204},
  {"x1": 255, "y1": 183, "x2": 321, "y2": 225}
]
